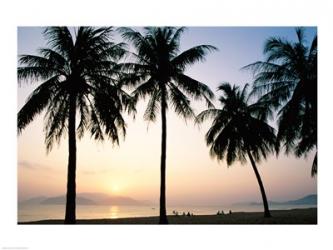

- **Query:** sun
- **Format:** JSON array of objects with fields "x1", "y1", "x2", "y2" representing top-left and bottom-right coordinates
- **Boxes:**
[
  {"x1": 111, "y1": 184, "x2": 120, "y2": 194},
  {"x1": 106, "y1": 183, "x2": 124, "y2": 195}
]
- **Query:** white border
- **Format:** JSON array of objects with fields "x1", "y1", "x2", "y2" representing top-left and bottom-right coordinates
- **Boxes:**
[{"x1": 1, "y1": 0, "x2": 332, "y2": 250}]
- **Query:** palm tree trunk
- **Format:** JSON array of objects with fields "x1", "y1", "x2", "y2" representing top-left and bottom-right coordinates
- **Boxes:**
[
  {"x1": 247, "y1": 149, "x2": 271, "y2": 218},
  {"x1": 311, "y1": 151, "x2": 317, "y2": 177},
  {"x1": 65, "y1": 94, "x2": 77, "y2": 224},
  {"x1": 159, "y1": 86, "x2": 168, "y2": 224}
]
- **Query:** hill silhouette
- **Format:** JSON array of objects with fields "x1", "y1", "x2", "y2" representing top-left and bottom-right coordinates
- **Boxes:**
[
  {"x1": 233, "y1": 194, "x2": 317, "y2": 206},
  {"x1": 19, "y1": 192, "x2": 152, "y2": 206}
]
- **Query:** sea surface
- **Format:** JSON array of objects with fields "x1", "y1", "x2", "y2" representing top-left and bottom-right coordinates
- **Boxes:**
[{"x1": 18, "y1": 203, "x2": 317, "y2": 222}]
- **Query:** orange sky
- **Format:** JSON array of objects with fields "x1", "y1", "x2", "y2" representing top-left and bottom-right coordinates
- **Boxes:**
[{"x1": 17, "y1": 100, "x2": 316, "y2": 205}]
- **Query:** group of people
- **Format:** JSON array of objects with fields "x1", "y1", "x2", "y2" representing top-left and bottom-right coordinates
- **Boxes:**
[
  {"x1": 171, "y1": 210, "x2": 233, "y2": 216},
  {"x1": 172, "y1": 210, "x2": 194, "y2": 217},
  {"x1": 217, "y1": 210, "x2": 232, "y2": 215}
]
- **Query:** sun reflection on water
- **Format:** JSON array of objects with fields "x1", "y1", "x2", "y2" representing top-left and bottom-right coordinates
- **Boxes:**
[{"x1": 109, "y1": 206, "x2": 119, "y2": 219}]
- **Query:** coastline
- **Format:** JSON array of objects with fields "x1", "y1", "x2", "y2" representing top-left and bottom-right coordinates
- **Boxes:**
[{"x1": 19, "y1": 207, "x2": 317, "y2": 225}]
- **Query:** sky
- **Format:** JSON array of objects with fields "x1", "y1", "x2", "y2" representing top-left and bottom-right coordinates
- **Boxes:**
[{"x1": 17, "y1": 26, "x2": 317, "y2": 206}]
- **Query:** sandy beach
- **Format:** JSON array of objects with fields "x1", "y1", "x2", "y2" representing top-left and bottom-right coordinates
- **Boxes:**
[{"x1": 19, "y1": 208, "x2": 316, "y2": 225}]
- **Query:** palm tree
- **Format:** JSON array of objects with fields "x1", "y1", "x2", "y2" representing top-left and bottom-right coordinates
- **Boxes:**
[
  {"x1": 18, "y1": 27, "x2": 134, "y2": 224},
  {"x1": 244, "y1": 28, "x2": 317, "y2": 176},
  {"x1": 119, "y1": 27, "x2": 217, "y2": 224},
  {"x1": 196, "y1": 83, "x2": 276, "y2": 218}
]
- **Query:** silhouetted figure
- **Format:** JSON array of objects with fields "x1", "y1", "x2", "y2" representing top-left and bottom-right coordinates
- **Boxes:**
[
  {"x1": 182, "y1": 212, "x2": 186, "y2": 216},
  {"x1": 229, "y1": 210, "x2": 232, "y2": 214},
  {"x1": 217, "y1": 210, "x2": 225, "y2": 215},
  {"x1": 187, "y1": 212, "x2": 191, "y2": 217}
]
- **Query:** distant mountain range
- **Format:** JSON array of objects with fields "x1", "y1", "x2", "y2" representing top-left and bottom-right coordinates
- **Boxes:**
[
  {"x1": 233, "y1": 194, "x2": 317, "y2": 206},
  {"x1": 20, "y1": 193, "x2": 317, "y2": 207},
  {"x1": 19, "y1": 192, "x2": 153, "y2": 206}
]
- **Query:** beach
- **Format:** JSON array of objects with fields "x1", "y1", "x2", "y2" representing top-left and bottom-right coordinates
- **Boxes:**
[{"x1": 19, "y1": 208, "x2": 316, "y2": 224}]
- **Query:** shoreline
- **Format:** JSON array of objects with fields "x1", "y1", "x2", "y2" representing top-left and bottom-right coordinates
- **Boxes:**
[{"x1": 19, "y1": 207, "x2": 317, "y2": 224}]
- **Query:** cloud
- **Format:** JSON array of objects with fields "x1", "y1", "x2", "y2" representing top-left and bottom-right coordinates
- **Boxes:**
[
  {"x1": 80, "y1": 168, "x2": 113, "y2": 175},
  {"x1": 18, "y1": 160, "x2": 36, "y2": 169},
  {"x1": 80, "y1": 167, "x2": 142, "y2": 175},
  {"x1": 18, "y1": 160, "x2": 58, "y2": 172},
  {"x1": 81, "y1": 170, "x2": 97, "y2": 175}
]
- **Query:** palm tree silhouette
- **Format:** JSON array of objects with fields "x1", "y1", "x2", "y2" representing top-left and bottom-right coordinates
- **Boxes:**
[
  {"x1": 119, "y1": 27, "x2": 217, "y2": 224},
  {"x1": 244, "y1": 28, "x2": 317, "y2": 176},
  {"x1": 196, "y1": 83, "x2": 276, "y2": 218},
  {"x1": 18, "y1": 27, "x2": 134, "y2": 224}
]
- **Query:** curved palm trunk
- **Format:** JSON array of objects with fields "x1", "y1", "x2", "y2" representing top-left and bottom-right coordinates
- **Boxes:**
[
  {"x1": 65, "y1": 94, "x2": 77, "y2": 224},
  {"x1": 247, "y1": 150, "x2": 271, "y2": 218},
  {"x1": 159, "y1": 86, "x2": 168, "y2": 224},
  {"x1": 311, "y1": 151, "x2": 317, "y2": 177}
]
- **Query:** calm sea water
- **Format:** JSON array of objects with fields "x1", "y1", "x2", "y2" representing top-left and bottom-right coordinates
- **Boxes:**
[{"x1": 18, "y1": 203, "x2": 317, "y2": 222}]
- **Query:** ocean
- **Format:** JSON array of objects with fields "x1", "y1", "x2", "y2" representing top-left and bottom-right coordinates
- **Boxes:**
[{"x1": 18, "y1": 203, "x2": 317, "y2": 222}]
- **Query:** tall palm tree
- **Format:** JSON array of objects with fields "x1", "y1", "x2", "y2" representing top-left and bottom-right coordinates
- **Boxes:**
[
  {"x1": 18, "y1": 27, "x2": 134, "y2": 224},
  {"x1": 119, "y1": 27, "x2": 217, "y2": 224},
  {"x1": 196, "y1": 83, "x2": 276, "y2": 218},
  {"x1": 244, "y1": 28, "x2": 317, "y2": 176}
]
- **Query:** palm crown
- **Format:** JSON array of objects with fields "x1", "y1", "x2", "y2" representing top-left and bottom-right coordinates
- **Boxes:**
[
  {"x1": 197, "y1": 83, "x2": 276, "y2": 165},
  {"x1": 18, "y1": 27, "x2": 134, "y2": 150},
  {"x1": 244, "y1": 28, "x2": 317, "y2": 175},
  {"x1": 119, "y1": 27, "x2": 217, "y2": 120}
]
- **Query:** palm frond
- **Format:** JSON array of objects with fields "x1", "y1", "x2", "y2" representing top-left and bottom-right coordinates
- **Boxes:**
[
  {"x1": 38, "y1": 48, "x2": 68, "y2": 70},
  {"x1": 143, "y1": 89, "x2": 161, "y2": 122},
  {"x1": 132, "y1": 78, "x2": 157, "y2": 99},
  {"x1": 174, "y1": 73, "x2": 214, "y2": 107},
  {"x1": 18, "y1": 66, "x2": 60, "y2": 84},
  {"x1": 168, "y1": 82, "x2": 195, "y2": 121},
  {"x1": 168, "y1": 27, "x2": 187, "y2": 53},
  {"x1": 263, "y1": 37, "x2": 295, "y2": 63},
  {"x1": 44, "y1": 94, "x2": 69, "y2": 153},
  {"x1": 172, "y1": 45, "x2": 217, "y2": 70},
  {"x1": 43, "y1": 27, "x2": 74, "y2": 59},
  {"x1": 195, "y1": 109, "x2": 221, "y2": 124},
  {"x1": 77, "y1": 95, "x2": 90, "y2": 139},
  {"x1": 18, "y1": 76, "x2": 59, "y2": 133},
  {"x1": 295, "y1": 27, "x2": 306, "y2": 44}
]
